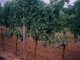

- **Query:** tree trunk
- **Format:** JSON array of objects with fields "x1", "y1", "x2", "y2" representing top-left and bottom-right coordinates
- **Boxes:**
[
  {"x1": 1, "y1": 26, "x2": 5, "y2": 51},
  {"x1": 22, "y1": 24, "x2": 26, "y2": 59},
  {"x1": 15, "y1": 35, "x2": 18, "y2": 56},
  {"x1": 1, "y1": 33, "x2": 5, "y2": 51},
  {"x1": 62, "y1": 43, "x2": 66, "y2": 60},
  {"x1": 34, "y1": 40, "x2": 38, "y2": 60}
]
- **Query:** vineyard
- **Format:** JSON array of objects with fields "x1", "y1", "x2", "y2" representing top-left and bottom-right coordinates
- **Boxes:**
[{"x1": 0, "y1": 0, "x2": 80, "y2": 60}]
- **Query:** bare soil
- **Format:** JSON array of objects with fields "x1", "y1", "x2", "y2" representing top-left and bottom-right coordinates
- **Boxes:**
[{"x1": 0, "y1": 31, "x2": 80, "y2": 60}]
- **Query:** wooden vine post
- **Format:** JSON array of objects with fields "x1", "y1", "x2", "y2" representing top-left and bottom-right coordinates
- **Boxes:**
[{"x1": 22, "y1": 17, "x2": 27, "y2": 59}]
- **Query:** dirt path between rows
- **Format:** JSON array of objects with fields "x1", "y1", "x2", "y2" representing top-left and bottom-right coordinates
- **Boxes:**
[{"x1": 0, "y1": 32, "x2": 80, "y2": 60}]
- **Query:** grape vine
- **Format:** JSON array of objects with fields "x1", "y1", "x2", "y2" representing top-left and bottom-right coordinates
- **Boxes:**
[{"x1": 0, "y1": 0, "x2": 80, "y2": 60}]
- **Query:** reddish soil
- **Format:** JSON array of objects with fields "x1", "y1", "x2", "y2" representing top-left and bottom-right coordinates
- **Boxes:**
[{"x1": 0, "y1": 31, "x2": 80, "y2": 60}]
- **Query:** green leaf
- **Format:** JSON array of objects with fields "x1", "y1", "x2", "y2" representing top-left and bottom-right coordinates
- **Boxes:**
[
  {"x1": 56, "y1": 44, "x2": 61, "y2": 48},
  {"x1": 74, "y1": 34, "x2": 78, "y2": 42},
  {"x1": 64, "y1": 41, "x2": 68, "y2": 46},
  {"x1": 50, "y1": 42, "x2": 54, "y2": 48},
  {"x1": 42, "y1": 41, "x2": 47, "y2": 48}
]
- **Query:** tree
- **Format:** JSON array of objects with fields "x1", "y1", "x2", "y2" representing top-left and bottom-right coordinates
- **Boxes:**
[
  {"x1": 69, "y1": 0, "x2": 80, "y2": 42},
  {"x1": 0, "y1": 0, "x2": 74, "y2": 60},
  {"x1": 0, "y1": 2, "x2": 5, "y2": 51},
  {"x1": 30, "y1": 0, "x2": 69, "y2": 60}
]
